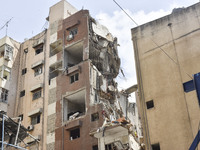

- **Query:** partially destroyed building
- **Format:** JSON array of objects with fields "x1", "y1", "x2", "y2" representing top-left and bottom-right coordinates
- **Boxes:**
[
  {"x1": 1, "y1": 0, "x2": 141, "y2": 150},
  {"x1": 132, "y1": 2, "x2": 200, "y2": 150}
]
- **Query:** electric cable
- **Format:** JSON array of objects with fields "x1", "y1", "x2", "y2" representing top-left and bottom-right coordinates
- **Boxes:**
[
  {"x1": 113, "y1": 0, "x2": 192, "y2": 80},
  {"x1": 113, "y1": 0, "x2": 138, "y2": 26}
]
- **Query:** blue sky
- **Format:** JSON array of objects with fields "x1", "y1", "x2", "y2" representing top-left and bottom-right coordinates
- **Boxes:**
[{"x1": 0, "y1": 0, "x2": 198, "y2": 101}]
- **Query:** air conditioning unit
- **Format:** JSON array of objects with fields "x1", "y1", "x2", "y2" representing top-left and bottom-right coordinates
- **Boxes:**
[
  {"x1": 4, "y1": 55, "x2": 11, "y2": 61},
  {"x1": 66, "y1": 34, "x2": 74, "y2": 41},
  {"x1": 27, "y1": 125, "x2": 34, "y2": 131}
]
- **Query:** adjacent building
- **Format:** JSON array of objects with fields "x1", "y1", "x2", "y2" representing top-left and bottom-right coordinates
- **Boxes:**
[
  {"x1": 0, "y1": 36, "x2": 20, "y2": 112},
  {"x1": 0, "y1": 0, "x2": 141, "y2": 150},
  {"x1": 132, "y1": 2, "x2": 200, "y2": 150}
]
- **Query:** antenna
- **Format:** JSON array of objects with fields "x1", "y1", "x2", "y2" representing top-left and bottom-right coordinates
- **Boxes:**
[{"x1": 0, "y1": 17, "x2": 13, "y2": 36}]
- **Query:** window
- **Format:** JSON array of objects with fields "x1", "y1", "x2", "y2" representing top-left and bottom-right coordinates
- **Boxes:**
[
  {"x1": 34, "y1": 44, "x2": 43, "y2": 55},
  {"x1": 18, "y1": 114, "x2": 23, "y2": 121},
  {"x1": 32, "y1": 89, "x2": 41, "y2": 100},
  {"x1": 70, "y1": 128, "x2": 80, "y2": 140},
  {"x1": 92, "y1": 145, "x2": 98, "y2": 150},
  {"x1": 91, "y1": 113, "x2": 99, "y2": 122},
  {"x1": 105, "y1": 144, "x2": 115, "y2": 150},
  {"x1": 4, "y1": 44, "x2": 13, "y2": 60},
  {"x1": 31, "y1": 114, "x2": 40, "y2": 125},
  {"x1": 20, "y1": 90, "x2": 25, "y2": 97},
  {"x1": 70, "y1": 73, "x2": 79, "y2": 84},
  {"x1": 152, "y1": 143, "x2": 160, "y2": 150},
  {"x1": 146, "y1": 100, "x2": 154, "y2": 109},
  {"x1": 183, "y1": 80, "x2": 194, "y2": 93},
  {"x1": 34, "y1": 65, "x2": 42, "y2": 76},
  {"x1": 22, "y1": 68, "x2": 27, "y2": 75},
  {"x1": 0, "y1": 88, "x2": 8, "y2": 102}
]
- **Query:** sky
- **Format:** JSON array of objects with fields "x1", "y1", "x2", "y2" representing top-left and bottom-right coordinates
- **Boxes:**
[{"x1": 0, "y1": 0, "x2": 198, "y2": 101}]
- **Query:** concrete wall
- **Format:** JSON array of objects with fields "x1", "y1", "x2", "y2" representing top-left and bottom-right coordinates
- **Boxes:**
[{"x1": 132, "y1": 3, "x2": 200, "y2": 150}]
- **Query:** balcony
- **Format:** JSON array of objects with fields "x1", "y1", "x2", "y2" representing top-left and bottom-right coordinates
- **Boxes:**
[{"x1": 50, "y1": 39, "x2": 62, "y2": 57}]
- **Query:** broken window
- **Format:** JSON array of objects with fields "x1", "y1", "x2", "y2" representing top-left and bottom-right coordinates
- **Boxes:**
[
  {"x1": 64, "y1": 41, "x2": 83, "y2": 68},
  {"x1": 63, "y1": 89, "x2": 86, "y2": 121},
  {"x1": 92, "y1": 145, "x2": 98, "y2": 150},
  {"x1": 22, "y1": 68, "x2": 27, "y2": 75},
  {"x1": 146, "y1": 100, "x2": 154, "y2": 109},
  {"x1": 91, "y1": 112, "x2": 99, "y2": 122},
  {"x1": 20, "y1": 90, "x2": 25, "y2": 97},
  {"x1": 0, "y1": 88, "x2": 8, "y2": 103},
  {"x1": 69, "y1": 128, "x2": 80, "y2": 140},
  {"x1": 152, "y1": 143, "x2": 160, "y2": 150},
  {"x1": 32, "y1": 89, "x2": 42, "y2": 100},
  {"x1": 34, "y1": 65, "x2": 42, "y2": 76},
  {"x1": 31, "y1": 114, "x2": 40, "y2": 125},
  {"x1": 34, "y1": 44, "x2": 43, "y2": 55},
  {"x1": 70, "y1": 73, "x2": 79, "y2": 84}
]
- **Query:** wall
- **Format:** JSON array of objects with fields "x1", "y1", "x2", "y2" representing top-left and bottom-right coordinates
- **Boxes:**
[{"x1": 132, "y1": 3, "x2": 200, "y2": 150}]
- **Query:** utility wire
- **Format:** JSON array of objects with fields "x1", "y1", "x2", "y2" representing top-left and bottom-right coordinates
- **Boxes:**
[
  {"x1": 113, "y1": 0, "x2": 138, "y2": 26},
  {"x1": 113, "y1": 0, "x2": 192, "y2": 80}
]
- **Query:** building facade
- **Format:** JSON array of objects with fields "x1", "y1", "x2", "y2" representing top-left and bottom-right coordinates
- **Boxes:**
[
  {"x1": 0, "y1": 36, "x2": 20, "y2": 112},
  {"x1": 3, "y1": 0, "x2": 140, "y2": 150},
  {"x1": 132, "y1": 2, "x2": 200, "y2": 150}
]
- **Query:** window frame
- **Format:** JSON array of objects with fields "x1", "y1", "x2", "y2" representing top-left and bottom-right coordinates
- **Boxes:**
[
  {"x1": 32, "y1": 89, "x2": 42, "y2": 100},
  {"x1": 34, "y1": 65, "x2": 43, "y2": 77},
  {"x1": 31, "y1": 114, "x2": 41, "y2": 125}
]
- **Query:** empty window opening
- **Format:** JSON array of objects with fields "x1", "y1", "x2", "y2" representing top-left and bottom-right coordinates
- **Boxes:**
[
  {"x1": 91, "y1": 112, "x2": 99, "y2": 122},
  {"x1": 152, "y1": 143, "x2": 160, "y2": 150},
  {"x1": 49, "y1": 61, "x2": 62, "y2": 82},
  {"x1": 146, "y1": 100, "x2": 154, "y2": 109},
  {"x1": 34, "y1": 65, "x2": 42, "y2": 76},
  {"x1": 92, "y1": 145, "x2": 98, "y2": 150},
  {"x1": 18, "y1": 114, "x2": 23, "y2": 121},
  {"x1": 64, "y1": 42, "x2": 83, "y2": 68},
  {"x1": 50, "y1": 40, "x2": 62, "y2": 57},
  {"x1": 22, "y1": 68, "x2": 27, "y2": 75},
  {"x1": 63, "y1": 90, "x2": 86, "y2": 121},
  {"x1": 0, "y1": 66, "x2": 11, "y2": 80},
  {"x1": 105, "y1": 143, "x2": 116, "y2": 150},
  {"x1": 32, "y1": 89, "x2": 42, "y2": 100},
  {"x1": 20, "y1": 90, "x2": 25, "y2": 97},
  {"x1": 31, "y1": 114, "x2": 40, "y2": 125},
  {"x1": 70, "y1": 73, "x2": 79, "y2": 84},
  {"x1": 69, "y1": 128, "x2": 80, "y2": 140},
  {"x1": 0, "y1": 88, "x2": 8, "y2": 103},
  {"x1": 34, "y1": 44, "x2": 43, "y2": 55}
]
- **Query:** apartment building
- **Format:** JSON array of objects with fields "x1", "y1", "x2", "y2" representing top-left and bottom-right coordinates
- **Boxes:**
[
  {"x1": 132, "y1": 2, "x2": 200, "y2": 150},
  {"x1": 2, "y1": 0, "x2": 141, "y2": 150},
  {"x1": 0, "y1": 36, "x2": 20, "y2": 112}
]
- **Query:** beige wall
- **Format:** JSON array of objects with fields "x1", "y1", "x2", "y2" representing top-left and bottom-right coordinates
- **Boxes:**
[{"x1": 132, "y1": 3, "x2": 200, "y2": 150}]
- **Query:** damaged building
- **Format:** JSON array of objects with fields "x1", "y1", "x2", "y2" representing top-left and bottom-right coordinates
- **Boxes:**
[{"x1": 1, "y1": 0, "x2": 142, "y2": 150}]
